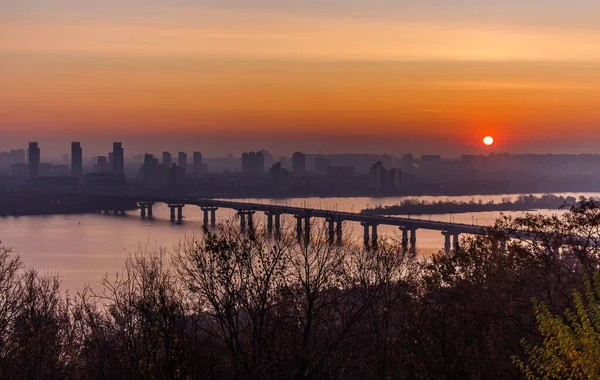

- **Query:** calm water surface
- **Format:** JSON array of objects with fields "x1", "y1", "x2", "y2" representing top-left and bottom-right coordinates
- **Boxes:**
[{"x1": 1, "y1": 192, "x2": 595, "y2": 293}]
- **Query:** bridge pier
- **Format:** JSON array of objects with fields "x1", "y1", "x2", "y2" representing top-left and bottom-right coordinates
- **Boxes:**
[
  {"x1": 203, "y1": 209, "x2": 209, "y2": 225},
  {"x1": 304, "y1": 216, "x2": 311, "y2": 245},
  {"x1": 400, "y1": 227, "x2": 409, "y2": 250},
  {"x1": 293, "y1": 214, "x2": 311, "y2": 245},
  {"x1": 240, "y1": 212, "x2": 246, "y2": 234},
  {"x1": 362, "y1": 223, "x2": 370, "y2": 246},
  {"x1": 399, "y1": 227, "x2": 416, "y2": 251},
  {"x1": 336, "y1": 219, "x2": 343, "y2": 245},
  {"x1": 238, "y1": 210, "x2": 255, "y2": 238},
  {"x1": 327, "y1": 218, "x2": 335, "y2": 245},
  {"x1": 361, "y1": 223, "x2": 378, "y2": 247},
  {"x1": 442, "y1": 231, "x2": 452, "y2": 256},
  {"x1": 410, "y1": 228, "x2": 417, "y2": 253},
  {"x1": 360, "y1": 222, "x2": 378, "y2": 247},
  {"x1": 248, "y1": 213, "x2": 255, "y2": 239},
  {"x1": 372, "y1": 224, "x2": 378, "y2": 246},
  {"x1": 138, "y1": 202, "x2": 154, "y2": 219},
  {"x1": 265, "y1": 211, "x2": 282, "y2": 238},
  {"x1": 177, "y1": 205, "x2": 184, "y2": 223},
  {"x1": 500, "y1": 238, "x2": 507, "y2": 252},
  {"x1": 266, "y1": 213, "x2": 274, "y2": 236},
  {"x1": 200, "y1": 207, "x2": 218, "y2": 227},
  {"x1": 452, "y1": 233, "x2": 460, "y2": 251},
  {"x1": 167, "y1": 204, "x2": 184, "y2": 223},
  {"x1": 295, "y1": 215, "x2": 303, "y2": 244},
  {"x1": 274, "y1": 213, "x2": 281, "y2": 241}
]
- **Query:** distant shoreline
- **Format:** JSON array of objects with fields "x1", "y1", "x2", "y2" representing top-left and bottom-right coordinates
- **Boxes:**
[
  {"x1": 212, "y1": 186, "x2": 600, "y2": 200},
  {"x1": 359, "y1": 194, "x2": 577, "y2": 216}
]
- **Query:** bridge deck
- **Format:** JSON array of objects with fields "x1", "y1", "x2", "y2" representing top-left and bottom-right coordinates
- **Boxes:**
[{"x1": 130, "y1": 195, "x2": 486, "y2": 235}]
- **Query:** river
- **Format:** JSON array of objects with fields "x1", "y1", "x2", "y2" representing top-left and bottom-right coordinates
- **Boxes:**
[{"x1": 0, "y1": 192, "x2": 596, "y2": 293}]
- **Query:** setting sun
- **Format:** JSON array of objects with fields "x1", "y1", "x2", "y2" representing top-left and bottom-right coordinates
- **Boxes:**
[{"x1": 483, "y1": 136, "x2": 495, "y2": 146}]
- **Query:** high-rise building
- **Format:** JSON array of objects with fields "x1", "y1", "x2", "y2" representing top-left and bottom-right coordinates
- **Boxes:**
[
  {"x1": 95, "y1": 156, "x2": 110, "y2": 173},
  {"x1": 112, "y1": 142, "x2": 124, "y2": 175},
  {"x1": 71, "y1": 142, "x2": 83, "y2": 177},
  {"x1": 4, "y1": 149, "x2": 26, "y2": 175},
  {"x1": 269, "y1": 162, "x2": 290, "y2": 186},
  {"x1": 259, "y1": 149, "x2": 275, "y2": 168},
  {"x1": 28, "y1": 142, "x2": 40, "y2": 178},
  {"x1": 162, "y1": 152, "x2": 172, "y2": 168},
  {"x1": 193, "y1": 152, "x2": 202, "y2": 165},
  {"x1": 369, "y1": 161, "x2": 402, "y2": 190},
  {"x1": 292, "y1": 152, "x2": 306, "y2": 176},
  {"x1": 16, "y1": 149, "x2": 26, "y2": 163},
  {"x1": 242, "y1": 151, "x2": 265, "y2": 177},
  {"x1": 167, "y1": 163, "x2": 183, "y2": 189},
  {"x1": 241, "y1": 153, "x2": 250, "y2": 174},
  {"x1": 402, "y1": 153, "x2": 414, "y2": 174},
  {"x1": 369, "y1": 161, "x2": 384, "y2": 189},
  {"x1": 143, "y1": 154, "x2": 160, "y2": 189},
  {"x1": 192, "y1": 151, "x2": 206, "y2": 177},
  {"x1": 178, "y1": 152, "x2": 188, "y2": 174}
]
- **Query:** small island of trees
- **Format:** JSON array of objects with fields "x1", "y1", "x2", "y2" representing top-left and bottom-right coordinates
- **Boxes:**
[{"x1": 361, "y1": 194, "x2": 578, "y2": 216}]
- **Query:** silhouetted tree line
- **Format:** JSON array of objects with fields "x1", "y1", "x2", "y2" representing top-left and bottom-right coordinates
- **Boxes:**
[
  {"x1": 3, "y1": 198, "x2": 600, "y2": 379},
  {"x1": 362, "y1": 193, "x2": 578, "y2": 216}
]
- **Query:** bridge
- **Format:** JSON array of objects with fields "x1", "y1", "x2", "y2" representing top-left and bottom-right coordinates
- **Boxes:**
[{"x1": 90, "y1": 194, "x2": 496, "y2": 255}]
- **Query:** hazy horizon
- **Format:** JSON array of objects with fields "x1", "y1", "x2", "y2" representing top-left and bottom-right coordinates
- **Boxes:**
[{"x1": 3, "y1": 134, "x2": 600, "y2": 161}]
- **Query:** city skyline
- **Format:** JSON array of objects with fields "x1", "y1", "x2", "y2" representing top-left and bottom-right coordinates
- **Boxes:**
[
  {"x1": 8, "y1": 138, "x2": 600, "y2": 163},
  {"x1": 2, "y1": 0, "x2": 600, "y2": 156}
]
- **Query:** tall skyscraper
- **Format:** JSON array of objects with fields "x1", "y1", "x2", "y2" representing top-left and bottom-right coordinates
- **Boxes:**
[
  {"x1": 192, "y1": 151, "x2": 205, "y2": 176},
  {"x1": 292, "y1": 152, "x2": 306, "y2": 176},
  {"x1": 112, "y1": 142, "x2": 124, "y2": 175},
  {"x1": 178, "y1": 152, "x2": 188, "y2": 174},
  {"x1": 71, "y1": 142, "x2": 83, "y2": 177},
  {"x1": 193, "y1": 152, "x2": 202, "y2": 165},
  {"x1": 162, "y1": 151, "x2": 172, "y2": 168},
  {"x1": 143, "y1": 154, "x2": 160, "y2": 189},
  {"x1": 28, "y1": 142, "x2": 40, "y2": 178}
]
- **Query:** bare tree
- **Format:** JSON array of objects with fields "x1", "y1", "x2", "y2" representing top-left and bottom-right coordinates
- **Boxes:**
[
  {"x1": 174, "y1": 220, "x2": 420, "y2": 380},
  {"x1": 76, "y1": 247, "x2": 213, "y2": 379},
  {"x1": 175, "y1": 222, "x2": 294, "y2": 379}
]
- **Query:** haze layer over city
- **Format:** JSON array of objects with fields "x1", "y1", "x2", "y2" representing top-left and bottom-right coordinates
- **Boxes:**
[{"x1": 2, "y1": 0, "x2": 600, "y2": 379}]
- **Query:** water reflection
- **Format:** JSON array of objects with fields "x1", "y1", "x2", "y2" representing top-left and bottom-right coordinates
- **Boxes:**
[{"x1": 0, "y1": 192, "x2": 592, "y2": 293}]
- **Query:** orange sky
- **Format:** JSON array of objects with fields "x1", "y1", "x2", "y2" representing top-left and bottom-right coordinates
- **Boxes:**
[{"x1": 2, "y1": 1, "x2": 600, "y2": 155}]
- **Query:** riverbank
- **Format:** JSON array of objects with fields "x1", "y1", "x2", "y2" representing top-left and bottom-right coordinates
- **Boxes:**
[
  {"x1": 203, "y1": 180, "x2": 600, "y2": 200},
  {"x1": 0, "y1": 192, "x2": 138, "y2": 216}
]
